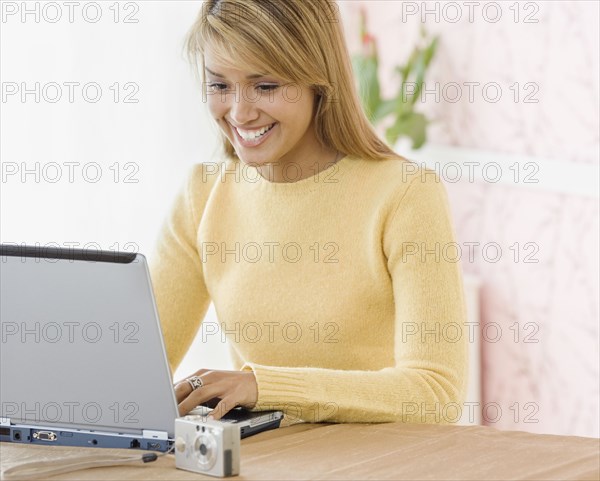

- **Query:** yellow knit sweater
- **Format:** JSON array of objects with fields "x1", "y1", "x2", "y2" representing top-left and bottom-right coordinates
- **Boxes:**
[{"x1": 149, "y1": 155, "x2": 468, "y2": 424}]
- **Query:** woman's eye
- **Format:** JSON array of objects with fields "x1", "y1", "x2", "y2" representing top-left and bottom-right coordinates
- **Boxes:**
[
  {"x1": 207, "y1": 83, "x2": 229, "y2": 91},
  {"x1": 257, "y1": 84, "x2": 279, "y2": 92},
  {"x1": 205, "y1": 82, "x2": 279, "y2": 95}
]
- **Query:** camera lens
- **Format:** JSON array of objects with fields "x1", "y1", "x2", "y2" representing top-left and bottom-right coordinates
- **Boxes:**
[{"x1": 194, "y1": 433, "x2": 217, "y2": 470}]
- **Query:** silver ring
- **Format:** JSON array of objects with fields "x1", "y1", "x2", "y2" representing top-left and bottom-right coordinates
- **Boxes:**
[{"x1": 186, "y1": 376, "x2": 203, "y2": 391}]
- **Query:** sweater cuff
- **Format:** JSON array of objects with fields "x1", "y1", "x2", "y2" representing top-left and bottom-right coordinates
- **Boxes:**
[{"x1": 241, "y1": 362, "x2": 317, "y2": 411}]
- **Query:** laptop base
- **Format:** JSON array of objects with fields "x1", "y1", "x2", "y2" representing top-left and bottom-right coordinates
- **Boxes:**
[{"x1": 0, "y1": 422, "x2": 171, "y2": 451}]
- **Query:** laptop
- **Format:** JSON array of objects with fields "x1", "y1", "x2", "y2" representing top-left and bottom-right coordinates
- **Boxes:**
[{"x1": 0, "y1": 244, "x2": 283, "y2": 452}]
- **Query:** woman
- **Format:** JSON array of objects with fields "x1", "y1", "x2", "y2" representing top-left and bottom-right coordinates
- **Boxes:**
[{"x1": 150, "y1": 0, "x2": 468, "y2": 425}]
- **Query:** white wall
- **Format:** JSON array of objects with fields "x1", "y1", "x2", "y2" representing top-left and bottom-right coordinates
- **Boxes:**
[{"x1": 0, "y1": 1, "x2": 227, "y2": 379}]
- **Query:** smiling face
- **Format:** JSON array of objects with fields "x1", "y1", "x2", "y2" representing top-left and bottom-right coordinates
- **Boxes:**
[{"x1": 204, "y1": 48, "x2": 336, "y2": 182}]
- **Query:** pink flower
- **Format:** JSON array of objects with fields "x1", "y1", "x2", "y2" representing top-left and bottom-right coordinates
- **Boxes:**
[{"x1": 359, "y1": 9, "x2": 377, "y2": 58}]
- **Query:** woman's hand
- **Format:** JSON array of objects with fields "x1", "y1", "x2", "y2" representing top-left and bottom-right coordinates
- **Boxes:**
[{"x1": 174, "y1": 369, "x2": 258, "y2": 420}]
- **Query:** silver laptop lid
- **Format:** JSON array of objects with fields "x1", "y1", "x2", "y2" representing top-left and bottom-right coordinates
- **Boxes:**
[{"x1": 0, "y1": 245, "x2": 179, "y2": 437}]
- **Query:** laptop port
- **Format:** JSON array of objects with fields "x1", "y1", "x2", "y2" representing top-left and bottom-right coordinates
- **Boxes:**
[
  {"x1": 130, "y1": 439, "x2": 140, "y2": 448},
  {"x1": 33, "y1": 431, "x2": 57, "y2": 441},
  {"x1": 13, "y1": 430, "x2": 22, "y2": 441}
]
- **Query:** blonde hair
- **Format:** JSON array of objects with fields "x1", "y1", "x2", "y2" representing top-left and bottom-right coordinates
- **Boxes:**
[{"x1": 185, "y1": 0, "x2": 404, "y2": 162}]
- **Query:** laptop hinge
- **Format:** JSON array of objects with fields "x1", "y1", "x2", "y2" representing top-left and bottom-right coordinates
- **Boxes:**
[{"x1": 142, "y1": 429, "x2": 168, "y2": 440}]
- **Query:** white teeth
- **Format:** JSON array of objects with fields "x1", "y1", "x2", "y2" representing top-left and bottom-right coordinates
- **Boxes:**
[{"x1": 235, "y1": 123, "x2": 274, "y2": 141}]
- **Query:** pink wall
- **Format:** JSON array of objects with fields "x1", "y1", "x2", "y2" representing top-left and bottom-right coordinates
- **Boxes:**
[{"x1": 341, "y1": 1, "x2": 599, "y2": 437}]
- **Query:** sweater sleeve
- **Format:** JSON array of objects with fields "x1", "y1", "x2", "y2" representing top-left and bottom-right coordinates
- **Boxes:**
[
  {"x1": 241, "y1": 171, "x2": 469, "y2": 424},
  {"x1": 149, "y1": 164, "x2": 213, "y2": 375}
]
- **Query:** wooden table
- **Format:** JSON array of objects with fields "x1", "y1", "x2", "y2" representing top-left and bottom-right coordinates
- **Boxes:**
[{"x1": 1, "y1": 422, "x2": 599, "y2": 480}]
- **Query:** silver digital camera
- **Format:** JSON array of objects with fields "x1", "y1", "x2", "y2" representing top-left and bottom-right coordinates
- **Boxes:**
[{"x1": 174, "y1": 415, "x2": 240, "y2": 477}]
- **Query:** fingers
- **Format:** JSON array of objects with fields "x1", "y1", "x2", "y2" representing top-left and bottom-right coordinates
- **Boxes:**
[
  {"x1": 178, "y1": 383, "x2": 223, "y2": 416},
  {"x1": 174, "y1": 370, "x2": 214, "y2": 403},
  {"x1": 174, "y1": 379, "x2": 193, "y2": 404},
  {"x1": 173, "y1": 369, "x2": 257, "y2": 419}
]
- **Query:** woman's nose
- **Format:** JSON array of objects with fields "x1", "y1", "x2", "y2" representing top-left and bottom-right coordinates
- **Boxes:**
[{"x1": 228, "y1": 86, "x2": 260, "y2": 126}]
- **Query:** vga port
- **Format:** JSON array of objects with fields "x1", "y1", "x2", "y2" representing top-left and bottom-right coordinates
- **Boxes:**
[{"x1": 33, "y1": 431, "x2": 57, "y2": 441}]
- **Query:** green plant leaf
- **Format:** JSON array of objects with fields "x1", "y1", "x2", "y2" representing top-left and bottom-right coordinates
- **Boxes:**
[
  {"x1": 373, "y1": 99, "x2": 396, "y2": 123},
  {"x1": 423, "y1": 36, "x2": 439, "y2": 67},
  {"x1": 385, "y1": 112, "x2": 428, "y2": 149},
  {"x1": 401, "y1": 48, "x2": 418, "y2": 84},
  {"x1": 352, "y1": 20, "x2": 437, "y2": 150},
  {"x1": 352, "y1": 54, "x2": 381, "y2": 122},
  {"x1": 410, "y1": 51, "x2": 427, "y2": 107}
]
